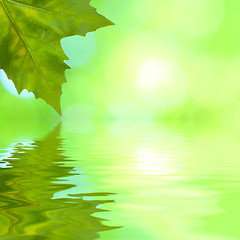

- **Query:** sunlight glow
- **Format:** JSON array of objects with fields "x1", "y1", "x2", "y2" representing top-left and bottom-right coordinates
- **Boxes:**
[
  {"x1": 136, "y1": 58, "x2": 188, "y2": 109},
  {"x1": 137, "y1": 59, "x2": 171, "y2": 89},
  {"x1": 135, "y1": 148, "x2": 175, "y2": 175}
]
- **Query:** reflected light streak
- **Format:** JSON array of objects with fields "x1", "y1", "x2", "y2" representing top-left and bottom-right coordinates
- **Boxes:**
[{"x1": 135, "y1": 148, "x2": 177, "y2": 175}]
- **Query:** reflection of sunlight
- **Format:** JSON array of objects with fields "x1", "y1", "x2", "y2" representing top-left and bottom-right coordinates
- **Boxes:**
[
  {"x1": 0, "y1": 70, "x2": 34, "y2": 98},
  {"x1": 135, "y1": 148, "x2": 176, "y2": 175},
  {"x1": 137, "y1": 59, "x2": 171, "y2": 89}
]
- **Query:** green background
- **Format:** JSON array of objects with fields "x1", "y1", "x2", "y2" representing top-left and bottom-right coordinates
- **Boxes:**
[
  {"x1": 2, "y1": 0, "x2": 240, "y2": 126},
  {"x1": 1, "y1": 1, "x2": 240, "y2": 239}
]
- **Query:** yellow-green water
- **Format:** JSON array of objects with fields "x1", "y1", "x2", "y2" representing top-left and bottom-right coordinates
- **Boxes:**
[{"x1": 0, "y1": 121, "x2": 240, "y2": 240}]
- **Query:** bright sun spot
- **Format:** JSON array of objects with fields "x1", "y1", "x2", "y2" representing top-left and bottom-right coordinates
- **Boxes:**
[{"x1": 137, "y1": 59, "x2": 171, "y2": 89}]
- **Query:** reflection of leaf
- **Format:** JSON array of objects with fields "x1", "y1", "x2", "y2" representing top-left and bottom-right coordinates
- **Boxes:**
[
  {"x1": 0, "y1": 0, "x2": 113, "y2": 114},
  {"x1": 0, "y1": 124, "x2": 118, "y2": 239}
]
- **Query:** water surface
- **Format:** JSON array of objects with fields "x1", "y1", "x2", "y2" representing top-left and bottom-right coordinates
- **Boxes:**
[{"x1": 0, "y1": 121, "x2": 239, "y2": 240}]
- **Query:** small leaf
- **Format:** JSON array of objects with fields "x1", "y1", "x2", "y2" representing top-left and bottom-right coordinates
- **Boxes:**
[{"x1": 0, "y1": 0, "x2": 113, "y2": 114}]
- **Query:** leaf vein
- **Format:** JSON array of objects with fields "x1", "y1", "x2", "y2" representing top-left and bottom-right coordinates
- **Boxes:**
[
  {"x1": 6, "y1": 0, "x2": 86, "y2": 19},
  {"x1": 0, "y1": 0, "x2": 59, "y2": 109}
]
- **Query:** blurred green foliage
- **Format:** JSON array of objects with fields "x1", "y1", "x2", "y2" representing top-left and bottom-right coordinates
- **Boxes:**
[{"x1": 1, "y1": 0, "x2": 240, "y2": 124}]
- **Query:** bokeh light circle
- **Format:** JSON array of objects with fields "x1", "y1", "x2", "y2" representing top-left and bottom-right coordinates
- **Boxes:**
[
  {"x1": 62, "y1": 104, "x2": 95, "y2": 133},
  {"x1": 172, "y1": 0, "x2": 225, "y2": 37},
  {"x1": 137, "y1": 58, "x2": 188, "y2": 110},
  {"x1": 108, "y1": 101, "x2": 154, "y2": 120},
  {"x1": 190, "y1": 57, "x2": 240, "y2": 109},
  {"x1": 61, "y1": 33, "x2": 96, "y2": 68}
]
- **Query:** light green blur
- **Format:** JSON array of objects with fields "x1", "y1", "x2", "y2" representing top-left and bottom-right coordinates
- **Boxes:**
[
  {"x1": 1, "y1": 0, "x2": 240, "y2": 239},
  {"x1": 0, "y1": 120, "x2": 240, "y2": 239},
  {"x1": 1, "y1": 0, "x2": 240, "y2": 123}
]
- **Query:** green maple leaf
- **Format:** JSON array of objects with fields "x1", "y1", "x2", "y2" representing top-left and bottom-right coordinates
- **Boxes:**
[{"x1": 0, "y1": 0, "x2": 112, "y2": 114}]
